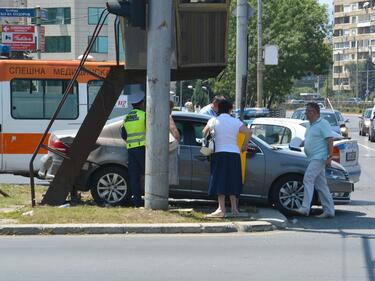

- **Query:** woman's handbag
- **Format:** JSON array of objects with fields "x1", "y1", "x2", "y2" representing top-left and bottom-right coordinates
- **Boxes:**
[{"x1": 200, "y1": 118, "x2": 216, "y2": 156}]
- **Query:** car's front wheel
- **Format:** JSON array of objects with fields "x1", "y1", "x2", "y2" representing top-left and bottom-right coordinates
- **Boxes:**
[
  {"x1": 90, "y1": 166, "x2": 131, "y2": 206},
  {"x1": 271, "y1": 174, "x2": 305, "y2": 216},
  {"x1": 370, "y1": 131, "x2": 375, "y2": 142}
]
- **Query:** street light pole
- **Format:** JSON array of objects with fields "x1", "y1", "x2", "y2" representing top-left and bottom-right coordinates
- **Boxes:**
[
  {"x1": 144, "y1": 0, "x2": 172, "y2": 210},
  {"x1": 256, "y1": 0, "x2": 264, "y2": 107},
  {"x1": 235, "y1": 0, "x2": 248, "y2": 111}
]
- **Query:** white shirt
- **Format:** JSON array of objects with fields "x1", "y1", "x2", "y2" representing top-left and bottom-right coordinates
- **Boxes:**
[{"x1": 207, "y1": 113, "x2": 243, "y2": 154}]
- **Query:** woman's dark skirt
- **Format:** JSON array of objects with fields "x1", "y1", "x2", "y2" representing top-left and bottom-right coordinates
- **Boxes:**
[{"x1": 208, "y1": 152, "x2": 243, "y2": 196}]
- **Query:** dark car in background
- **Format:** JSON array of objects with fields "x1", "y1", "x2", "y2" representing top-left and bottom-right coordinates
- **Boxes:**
[
  {"x1": 291, "y1": 108, "x2": 349, "y2": 137},
  {"x1": 39, "y1": 112, "x2": 354, "y2": 215}
]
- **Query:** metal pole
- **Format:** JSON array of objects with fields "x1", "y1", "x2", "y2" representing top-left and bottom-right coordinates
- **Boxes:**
[
  {"x1": 235, "y1": 0, "x2": 248, "y2": 111},
  {"x1": 366, "y1": 66, "x2": 369, "y2": 100},
  {"x1": 35, "y1": 6, "x2": 41, "y2": 59},
  {"x1": 256, "y1": 0, "x2": 263, "y2": 107},
  {"x1": 145, "y1": 0, "x2": 172, "y2": 210},
  {"x1": 180, "y1": 80, "x2": 183, "y2": 110},
  {"x1": 356, "y1": 39, "x2": 359, "y2": 98}
]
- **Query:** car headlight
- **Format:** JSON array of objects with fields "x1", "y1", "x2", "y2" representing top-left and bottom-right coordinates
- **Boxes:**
[
  {"x1": 326, "y1": 167, "x2": 347, "y2": 180},
  {"x1": 365, "y1": 120, "x2": 371, "y2": 126}
]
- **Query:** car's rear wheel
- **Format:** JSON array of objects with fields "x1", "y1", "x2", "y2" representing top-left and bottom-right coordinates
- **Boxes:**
[
  {"x1": 90, "y1": 166, "x2": 131, "y2": 206},
  {"x1": 271, "y1": 174, "x2": 304, "y2": 216}
]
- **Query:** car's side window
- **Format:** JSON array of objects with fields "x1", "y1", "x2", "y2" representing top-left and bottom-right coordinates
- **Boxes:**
[
  {"x1": 280, "y1": 127, "x2": 292, "y2": 144},
  {"x1": 192, "y1": 122, "x2": 205, "y2": 146},
  {"x1": 174, "y1": 121, "x2": 185, "y2": 144},
  {"x1": 251, "y1": 124, "x2": 291, "y2": 145}
]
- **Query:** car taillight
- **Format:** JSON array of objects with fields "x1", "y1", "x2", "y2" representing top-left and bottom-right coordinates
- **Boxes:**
[
  {"x1": 49, "y1": 138, "x2": 68, "y2": 154},
  {"x1": 332, "y1": 146, "x2": 340, "y2": 163}
]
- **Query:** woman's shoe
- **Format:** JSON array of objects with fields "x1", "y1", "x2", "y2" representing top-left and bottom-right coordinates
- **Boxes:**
[{"x1": 205, "y1": 211, "x2": 225, "y2": 218}]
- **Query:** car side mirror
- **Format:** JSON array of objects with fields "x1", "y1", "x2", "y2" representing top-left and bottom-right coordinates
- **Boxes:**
[
  {"x1": 345, "y1": 119, "x2": 349, "y2": 123},
  {"x1": 290, "y1": 137, "x2": 303, "y2": 149},
  {"x1": 289, "y1": 144, "x2": 302, "y2": 152},
  {"x1": 359, "y1": 116, "x2": 363, "y2": 120}
]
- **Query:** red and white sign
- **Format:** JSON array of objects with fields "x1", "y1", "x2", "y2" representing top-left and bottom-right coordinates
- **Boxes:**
[
  {"x1": 2, "y1": 25, "x2": 35, "y2": 33},
  {"x1": 1, "y1": 24, "x2": 38, "y2": 51}
]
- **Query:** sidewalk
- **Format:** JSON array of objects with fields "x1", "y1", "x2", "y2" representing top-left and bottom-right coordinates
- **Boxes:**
[{"x1": 0, "y1": 207, "x2": 287, "y2": 235}]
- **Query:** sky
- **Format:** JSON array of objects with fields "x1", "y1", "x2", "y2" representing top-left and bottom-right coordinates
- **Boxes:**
[{"x1": 318, "y1": 0, "x2": 332, "y2": 6}]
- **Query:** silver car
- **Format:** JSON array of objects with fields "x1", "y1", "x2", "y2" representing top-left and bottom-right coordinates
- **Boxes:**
[
  {"x1": 359, "y1": 108, "x2": 373, "y2": 136},
  {"x1": 39, "y1": 112, "x2": 354, "y2": 215}
]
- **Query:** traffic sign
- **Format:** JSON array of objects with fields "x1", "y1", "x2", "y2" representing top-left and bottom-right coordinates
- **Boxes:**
[
  {"x1": 2, "y1": 25, "x2": 35, "y2": 33},
  {"x1": 1, "y1": 25, "x2": 37, "y2": 51},
  {"x1": 0, "y1": 8, "x2": 35, "y2": 18}
]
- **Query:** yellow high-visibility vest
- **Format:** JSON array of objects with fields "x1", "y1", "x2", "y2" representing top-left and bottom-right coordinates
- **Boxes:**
[{"x1": 123, "y1": 109, "x2": 146, "y2": 149}]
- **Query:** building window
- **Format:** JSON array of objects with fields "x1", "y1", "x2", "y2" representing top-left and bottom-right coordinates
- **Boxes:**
[
  {"x1": 32, "y1": 7, "x2": 71, "y2": 25},
  {"x1": 334, "y1": 41, "x2": 349, "y2": 49},
  {"x1": 88, "y1": 7, "x2": 108, "y2": 25},
  {"x1": 334, "y1": 5, "x2": 343, "y2": 12},
  {"x1": 45, "y1": 36, "x2": 71, "y2": 53},
  {"x1": 343, "y1": 4, "x2": 351, "y2": 13},
  {"x1": 89, "y1": 36, "x2": 108, "y2": 53},
  {"x1": 11, "y1": 79, "x2": 78, "y2": 119},
  {"x1": 334, "y1": 66, "x2": 343, "y2": 73},
  {"x1": 333, "y1": 29, "x2": 343, "y2": 37}
]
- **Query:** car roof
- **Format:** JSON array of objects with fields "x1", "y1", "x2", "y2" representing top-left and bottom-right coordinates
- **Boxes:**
[
  {"x1": 172, "y1": 111, "x2": 210, "y2": 120},
  {"x1": 295, "y1": 107, "x2": 339, "y2": 112},
  {"x1": 252, "y1": 117, "x2": 308, "y2": 126}
]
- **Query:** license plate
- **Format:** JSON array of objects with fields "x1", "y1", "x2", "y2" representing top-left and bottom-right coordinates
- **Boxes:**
[{"x1": 346, "y1": 152, "x2": 356, "y2": 161}]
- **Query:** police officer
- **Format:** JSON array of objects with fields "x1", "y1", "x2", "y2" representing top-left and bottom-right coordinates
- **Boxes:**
[{"x1": 123, "y1": 91, "x2": 146, "y2": 207}]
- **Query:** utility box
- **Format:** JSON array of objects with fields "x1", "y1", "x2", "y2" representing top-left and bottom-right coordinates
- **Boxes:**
[{"x1": 120, "y1": 0, "x2": 230, "y2": 76}]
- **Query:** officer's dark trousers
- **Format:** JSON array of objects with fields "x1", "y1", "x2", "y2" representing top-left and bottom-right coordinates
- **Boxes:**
[{"x1": 128, "y1": 146, "x2": 145, "y2": 207}]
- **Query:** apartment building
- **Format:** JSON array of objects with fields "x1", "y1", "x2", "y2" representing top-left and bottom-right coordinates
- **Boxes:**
[
  {"x1": 333, "y1": 0, "x2": 375, "y2": 94},
  {"x1": 0, "y1": 0, "x2": 119, "y2": 61}
]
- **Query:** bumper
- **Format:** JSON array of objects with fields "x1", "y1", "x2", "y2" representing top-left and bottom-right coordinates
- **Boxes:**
[
  {"x1": 327, "y1": 177, "x2": 353, "y2": 194},
  {"x1": 38, "y1": 154, "x2": 61, "y2": 180},
  {"x1": 345, "y1": 164, "x2": 361, "y2": 183}
]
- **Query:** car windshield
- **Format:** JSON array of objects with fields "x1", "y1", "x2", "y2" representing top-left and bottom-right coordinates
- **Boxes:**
[
  {"x1": 321, "y1": 112, "x2": 339, "y2": 126},
  {"x1": 364, "y1": 109, "x2": 372, "y2": 118}
]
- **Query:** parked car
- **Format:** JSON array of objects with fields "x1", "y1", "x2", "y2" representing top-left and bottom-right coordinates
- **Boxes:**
[
  {"x1": 359, "y1": 108, "x2": 373, "y2": 136},
  {"x1": 250, "y1": 118, "x2": 361, "y2": 183},
  {"x1": 38, "y1": 112, "x2": 354, "y2": 216},
  {"x1": 291, "y1": 108, "x2": 349, "y2": 137},
  {"x1": 369, "y1": 106, "x2": 375, "y2": 142}
]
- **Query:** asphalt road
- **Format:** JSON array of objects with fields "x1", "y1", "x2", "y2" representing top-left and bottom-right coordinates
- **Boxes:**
[{"x1": 0, "y1": 231, "x2": 374, "y2": 281}]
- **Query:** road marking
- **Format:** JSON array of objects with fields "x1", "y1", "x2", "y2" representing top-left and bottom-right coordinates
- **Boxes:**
[{"x1": 358, "y1": 143, "x2": 375, "y2": 152}]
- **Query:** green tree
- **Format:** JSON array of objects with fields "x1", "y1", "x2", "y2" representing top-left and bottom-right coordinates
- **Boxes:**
[
  {"x1": 191, "y1": 80, "x2": 210, "y2": 107},
  {"x1": 209, "y1": 0, "x2": 331, "y2": 108}
]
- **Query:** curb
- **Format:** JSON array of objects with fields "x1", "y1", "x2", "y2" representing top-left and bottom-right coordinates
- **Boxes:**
[{"x1": 0, "y1": 221, "x2": 277, "y2": 235}]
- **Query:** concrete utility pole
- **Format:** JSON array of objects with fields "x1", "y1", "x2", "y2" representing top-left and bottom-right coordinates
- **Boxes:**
[
  {"x1": 145, "y1": 0, "x2": 172, "y2": 210},
  {"x1": 35, "y1": 6, "x2": 41, "y2": 59},
  {"x1": 235, "y1": 0, "x2": 248, "y2": 111},
  {"x1": 256, "y1": 0, "x2": 263, "y2": 107}
]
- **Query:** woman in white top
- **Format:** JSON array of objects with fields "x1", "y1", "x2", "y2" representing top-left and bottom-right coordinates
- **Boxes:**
[{"x1": 202, "y1": 99, "x2": 252, "y2": 218}]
